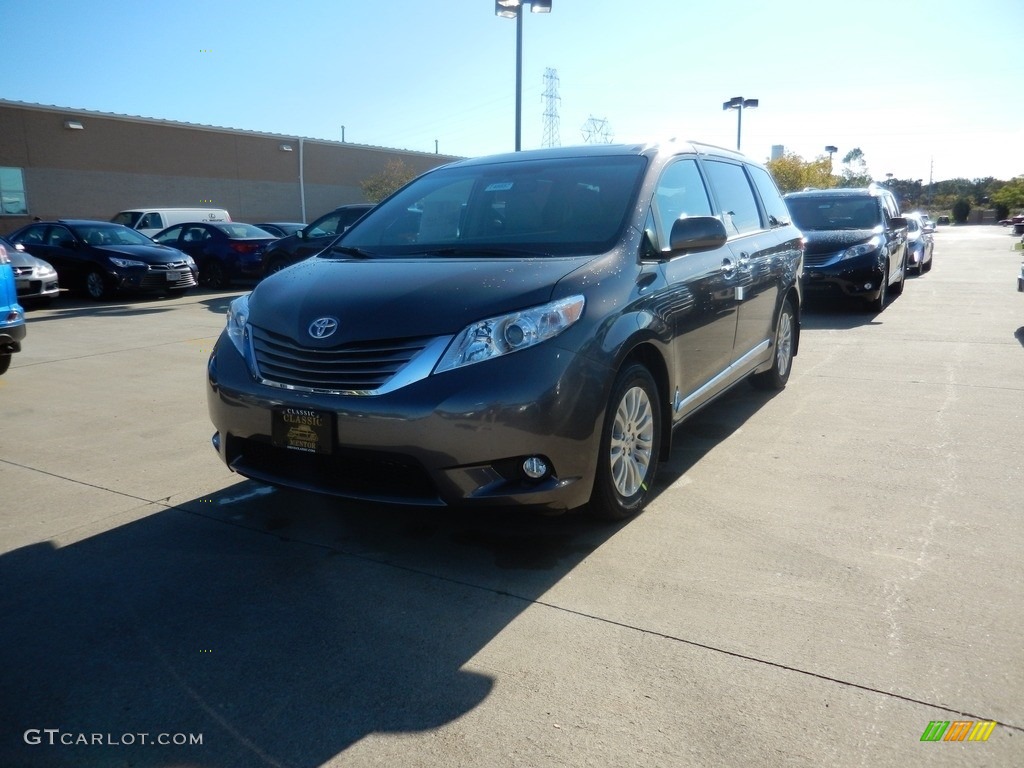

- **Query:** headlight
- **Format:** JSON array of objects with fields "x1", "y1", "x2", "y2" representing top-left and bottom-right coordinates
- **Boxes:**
[
  {"x1": 35, "y1": 265, "x2": 57, "y2": 277},
  {"x1": 109, "y1": 257, "x2": 146, "y2": 268},
  {"x1": 434, "y1": 295, "x2": 585, "y2": 373},
  {"x1": 226, "y1": 294, "x2": 250, "y2": 356},
  {"x1": 840, "y1": 236, "x2": 882, "y2": 261}
]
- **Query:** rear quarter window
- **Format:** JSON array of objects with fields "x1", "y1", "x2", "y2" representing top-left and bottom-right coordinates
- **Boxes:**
[
  {"x1": 748, "y1": 166, "x2": 791, "y2": 227},
  {"x1": 703, "y1": 160, "x2": 762, "y2": 236}
]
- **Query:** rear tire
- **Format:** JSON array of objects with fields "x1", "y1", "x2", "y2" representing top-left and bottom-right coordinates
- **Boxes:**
[
  {"x1": 589, "y1": 363, "x2": 661, "y2": 521},
  {"x1": 201, "y1": 259, "x2": 230, "y2": 289},
  {"x1": 0, "y1": 353, "x2": 10, "y2": 375},
  {"x1": 264, "y1": 255, "x2": 288, "y2": 277},
  {"x1": 751, "y1": 298, "x2": 795, "y2": 391}
]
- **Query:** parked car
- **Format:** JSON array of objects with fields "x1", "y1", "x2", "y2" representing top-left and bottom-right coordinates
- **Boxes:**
[
  {"x1": 936, "y1": 215, "x2": 951, "y2": 225},
  {"x1": 111, "y1": 207, "x2": 231, "y2": 237},
  {"x1": 905, "y1": 212, "x2": 934, "y2": 274},
  {"x1": 1, "y1": 235, "x2": 59, "y2": 305},
  {"x1": 253, "y1": 222, "x2": 304, "y2": 238},
  {"x1": 0, "y1": 238, "x2": 26, "y2": 375},
  {"x1": 784, "y1": 185, "x2": 907, "y2": 311},
  {"x1": 261, "y1": 204, "x2": 374, "y2": 276},
  {"x1": 207, "y1": 142, "x2": 803, "y2": 519},
  {"x1": 7, "y1": 220, "x2": 197, "y2": 300},
  {"x1": 153, "y1": 222, "x2": 277, "y2": 288},
  {"x1": 912, "y1": 211, "x2": 935, "y2": 232}
]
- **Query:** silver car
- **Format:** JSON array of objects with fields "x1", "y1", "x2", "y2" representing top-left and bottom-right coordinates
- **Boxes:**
[{"x1": 0, "y1": 236, "x2": 59, "y2": 304}]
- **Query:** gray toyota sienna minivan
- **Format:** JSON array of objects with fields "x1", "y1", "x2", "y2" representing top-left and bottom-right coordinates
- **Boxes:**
[{"x1": 207, "y1": 141, "x2": 803, "y2": 519}]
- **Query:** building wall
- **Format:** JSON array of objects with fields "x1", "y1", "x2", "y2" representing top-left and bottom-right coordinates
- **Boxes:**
[{"x1": 0, "y1": 101, "x2": 461, "y2": 235}]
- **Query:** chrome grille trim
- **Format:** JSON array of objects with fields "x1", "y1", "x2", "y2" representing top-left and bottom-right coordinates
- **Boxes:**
[{"x1": 249, "y1": 328, "x2": 452, "y2": 396}]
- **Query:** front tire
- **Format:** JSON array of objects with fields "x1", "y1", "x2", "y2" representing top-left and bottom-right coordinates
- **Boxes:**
[
  {"x1": 0, "y1": 353, "x2": 10, "y2": 376},
  {"x1": 867, "y1": 260, "x2": 888, "y2": 312},
  {"x1": 85, "y1": 269, "x2": 114, "y2": 301},
  {"x1": 589, "y1": 363, "x2": 661, "y2": 521},
  {"x1": 751, "y1": 298, "x2": 795, "y2": 390}
]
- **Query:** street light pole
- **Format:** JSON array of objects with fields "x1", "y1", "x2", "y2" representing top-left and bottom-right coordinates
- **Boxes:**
[
  {"x1": 496, "y1": 1, "x2": 551, "y2": 152},
  {"x1": 825, "y1": 144, "x2": 838, "y2": 173},
  {"x1": 722, "y1": 96, "x2": 758, "y2": 151}
]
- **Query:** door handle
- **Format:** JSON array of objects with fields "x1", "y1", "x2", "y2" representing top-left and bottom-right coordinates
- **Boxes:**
[{"x1": 721, "y1": 258, "x2": 735, "y2": 276}]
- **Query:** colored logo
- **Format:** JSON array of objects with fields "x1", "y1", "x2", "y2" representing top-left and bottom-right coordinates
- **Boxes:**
[
  {"x1": 308, "y1": 317, "x2": 339, "y2": 339},
  {"x1": 920, "y1": 720, "x2": 997, "y2": 742}
]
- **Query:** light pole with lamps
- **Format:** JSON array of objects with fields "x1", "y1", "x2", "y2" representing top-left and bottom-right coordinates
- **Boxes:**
[
  {"x1": 495, "y1": 0, "x2": 551, "y2": 151},
  {"x1": 722, "y1": 96, "x2": 757, "y2": 151},
  {"x1": 825, "y1": 145, "x2": 838, "y2": 172}
]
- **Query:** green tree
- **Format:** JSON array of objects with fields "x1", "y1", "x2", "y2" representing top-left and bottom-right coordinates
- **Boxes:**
[
  {"x1": 360, "y1": 159, "x2": 417, "y2": 203},
  {"x1": 992, "y1": 176, "x2": 1024, "y2": 214},
  {"x1": 765, "y1": 151, "x2": 836, "y2": 193},
  {"x1": 838, "y1": 147, "x2": 872, "y2": 188},
  {"x1": 952, "y1": 198, "x2": 971, "y2": 223}
]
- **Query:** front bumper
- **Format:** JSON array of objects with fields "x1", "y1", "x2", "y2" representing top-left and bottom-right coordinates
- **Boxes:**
[
  {"x1": 113, "y1": 263, "x2": 198, "y2": 292},
  {"x1": 1, "y1": 310, "x2": 26, "y2": 353},
  {"x1": 802, "y1": 252, "x2": 885, "y2": 300},
  {"x1": 206, "y1": 332, "x2": 612, "y2": 512}
]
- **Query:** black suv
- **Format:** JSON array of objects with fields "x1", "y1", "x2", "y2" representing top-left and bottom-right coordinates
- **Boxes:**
[
  {"x1": 208, "y1": 142, "x2": 803, "y2": 520},
  {"x1": 261, "y1": 204, "x2": 373, "y2": 276},
  {"x1": 784, "y1": 186, "x2": 907, "y2": 311}
]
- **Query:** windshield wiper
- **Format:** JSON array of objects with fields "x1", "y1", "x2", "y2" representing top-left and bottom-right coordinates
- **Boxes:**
[
  {"x1": 323, "y1": 245, "x2": 375, "y2": 259},
  {"x1": 423, "y1": 246, "x2": 551, "y2": 258}
]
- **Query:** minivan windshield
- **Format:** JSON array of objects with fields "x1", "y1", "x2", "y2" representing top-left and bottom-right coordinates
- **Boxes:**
[
  {"x1": 335, "y1": 155, "x2": 647, "y2": 258},
  {"x1": 786, "y1": 197, "x2": 882, "y2": 231}
]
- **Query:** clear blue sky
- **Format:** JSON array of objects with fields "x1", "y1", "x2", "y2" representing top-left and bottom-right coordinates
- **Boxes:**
[{"x1": 3, "y1": 0, "x2": 1022, "y2": 182}]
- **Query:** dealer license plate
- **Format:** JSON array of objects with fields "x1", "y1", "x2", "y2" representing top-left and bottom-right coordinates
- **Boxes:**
[
  {"x1": 272, "y1": 408, "x2": 333, "y2": 454},
  {"x1": 166, "y1": 271, "x2": 181, "y2": 282}
]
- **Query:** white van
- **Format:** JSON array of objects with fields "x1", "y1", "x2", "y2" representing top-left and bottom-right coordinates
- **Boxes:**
[{"x1": 111, "y1": 208, "x2": 231, "y2": 237}]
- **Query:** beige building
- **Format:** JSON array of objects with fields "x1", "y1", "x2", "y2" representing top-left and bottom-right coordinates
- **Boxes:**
[{"x1": 0, "y1": 100, "x2": 462, "y2": 236}]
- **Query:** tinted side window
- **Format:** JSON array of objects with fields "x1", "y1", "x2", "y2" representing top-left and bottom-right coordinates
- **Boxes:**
[
  {"x1": 703, "y1": 160, "x2": 762, "y2": 236},
  {"x1": 748, "y1": 166, "x2": 791, "y2": 227},
  {"x1": 653, "y1": 158, "x2": 713, "y2": 243},
  {"x1": 138, "y1": 212, "x2": 163, "y2": 229},
  {"x1": 154, "y1": 225, "x2": 183, "y2": 244}
]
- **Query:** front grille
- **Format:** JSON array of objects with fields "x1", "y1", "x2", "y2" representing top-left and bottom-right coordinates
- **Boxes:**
[
  {"x1": 226, "y1": 436, "x2": 441, "y2": 505},
  {"x1": 12, "y1": 266, "x2": 32, "y2": 277},
  {"x1": 803, "y1": 251, "x2": 839, "y2": 268},
  {"x1": 251, "y1": 326, "x2": 431, "y2": 392},
  {"x1": 140, "y1": 262, "x2": 197, "y2": 289}
]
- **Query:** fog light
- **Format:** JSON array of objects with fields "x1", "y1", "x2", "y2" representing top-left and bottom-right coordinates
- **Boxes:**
[
  {"x1": 522, "y1": 456, "x2": 548, "y2": 479},
  {"x1": 863, "y1": 282, "x2": 873, "y2": 290}
]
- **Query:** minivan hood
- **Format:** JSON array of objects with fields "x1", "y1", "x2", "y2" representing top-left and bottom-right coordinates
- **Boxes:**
[
  {"x1": 96, "y1": 244, "x2": 188, "y2": 263},
  {"x1": 248, "y1": 256, "x2": 590, "y2": 346},
  {"x1": 801, "y1": 227, "x2": 880, "y2": 255}
]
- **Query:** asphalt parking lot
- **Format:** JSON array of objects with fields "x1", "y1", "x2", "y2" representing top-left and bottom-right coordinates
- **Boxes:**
[{"x1": 1, "y1": 226, "x2": 1021, "y2": 767}]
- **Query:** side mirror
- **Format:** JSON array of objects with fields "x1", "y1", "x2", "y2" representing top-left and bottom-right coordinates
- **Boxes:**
[
  {"x1": 668, "y1": 215, "x2": 728, "y2": 255},
  {"x1": 889, "y1": 217, "x2": 907, "y2": 230}
]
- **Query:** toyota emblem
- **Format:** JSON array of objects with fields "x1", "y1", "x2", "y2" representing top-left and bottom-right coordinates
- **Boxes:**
[{"x1": 308, "y1": 317, "x2": 339, "y2": 339}]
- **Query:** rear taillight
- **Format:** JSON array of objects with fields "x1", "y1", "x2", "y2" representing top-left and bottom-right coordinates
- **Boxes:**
[{"x1": 230, "y1": 242, "x2": 257, "y2": 254}]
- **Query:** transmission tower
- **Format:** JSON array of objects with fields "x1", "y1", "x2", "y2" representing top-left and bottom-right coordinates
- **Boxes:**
[
  {"x1": 581, "y1": 115, "x2": 613, "y2": 144},
  {"x1": 541, "y1": 68, "x2": 561, "y2": 148}
]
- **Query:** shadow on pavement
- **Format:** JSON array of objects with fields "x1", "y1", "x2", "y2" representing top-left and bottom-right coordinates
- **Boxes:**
[
  {"x1": 800, "y1": 295, "x2": 885, "y2": 330},
  {"x1": 0, "y1": 376, "x2": 776, "y2": 766},
  {"x1": 0, "y1": 483, "x2": 617, "y2": 767}
]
